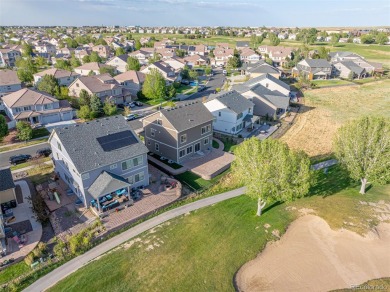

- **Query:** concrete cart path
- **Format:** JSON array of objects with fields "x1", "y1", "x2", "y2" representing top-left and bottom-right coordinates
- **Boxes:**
[{"x1": 24, "y1": 186, "x2": 246, "y2": 292}]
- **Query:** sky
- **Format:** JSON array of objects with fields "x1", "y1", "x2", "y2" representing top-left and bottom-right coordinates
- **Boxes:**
[{"x1": 0, "y1": 0, "x2": 389, "y2": 27}]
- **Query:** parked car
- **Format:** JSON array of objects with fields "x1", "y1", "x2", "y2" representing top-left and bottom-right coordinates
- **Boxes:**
[
  {"x1": 124, "y1": 114, "x2": 137, "y2": 121},
  {"x1": 134, "y1": 101, "x2": 143, "y2": 107},
  {"x1": 9, "y1": 154, "x2": 32, "y2": 165},
  {"x1": 126, "y1": 102, "x2": 136, "y2": 108},
  {"x1": 181, "y1": 79, "x2": 190, "y2": 85},
  {"x1": 36, "y1": 148, "x2": 52, "y2": 158}
]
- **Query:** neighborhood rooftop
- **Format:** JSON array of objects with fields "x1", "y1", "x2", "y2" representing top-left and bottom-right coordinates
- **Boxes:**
[
  {"x1": 0, "y1": 167, "x2": 15, "y2": 192},
  {"x1": 208, "y1": 90, "x2": 254, "y2": 115},
  {"x1": 53, "y1": 115, "x2": 148, "y2": 173},
  {"x1": 0, "y1": 70, "x2": 21, "y2": 86}
]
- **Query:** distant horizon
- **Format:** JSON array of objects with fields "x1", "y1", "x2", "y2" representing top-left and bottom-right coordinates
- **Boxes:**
[{"x1": 1, "y1": 0, "x2": 389, "y2": 27}]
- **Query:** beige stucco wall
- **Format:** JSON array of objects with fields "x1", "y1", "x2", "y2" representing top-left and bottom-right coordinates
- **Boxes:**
[{"x1": 0, "y1": 188, "x2": 16, "y2": 204}]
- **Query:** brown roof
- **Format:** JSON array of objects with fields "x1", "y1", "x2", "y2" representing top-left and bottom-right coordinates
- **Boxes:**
[
  {"x1": 34, "y1": 68, "x2": 79, "y2": 78},
  {"x1": 240, "y1": 48, "x2": 257, "y2": 57},
  {"x1": 75, "y1": 62, "x2": 112, "y2": 71},
  {"x1": 2, "y1": 88, "x2": 57, "y2": 108},
  {"x1": 0, "y1": 70, "x2": 21, "y2": 86},
  {"x1": 114, "y1": 70, "x2": 146, "y2": 84},
  {"x1": 73, "y1": 74, "x2": 120, "y2": 93},
  {"x1": 184, "y1": 54, "x2": 208, "y2": 62}
]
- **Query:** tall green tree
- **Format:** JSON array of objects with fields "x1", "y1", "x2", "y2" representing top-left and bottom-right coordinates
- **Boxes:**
[
  {"x1": 268, "y1": 33, "x2": 280, "y2": 46},
  {"x1": 360, "y1": 34, "x2": 375, "y2": 44},
  {"x1": 37, "y1": 74, "x2": 60, "y2": 96},
  {"x1": 330, "y1": 34, "x2": 340, "y2": 46},
  {"x1": 70, "y1": 54, "x2": 81, "y2": 68},
  {"x1": 227, "y1": 56, "x2": 241, "y2": 68},
  {"x1": 149, "y1": 53, "x2": 161, "y2": 63},
  {"x1": 16, "y1": 121, "x2": 33, "y2": 142},
  {"x1": 134, "y1": 40, "x2": 142, "y2": 50},
  {"x1": 142, "y1": 68, "x2": 166, "y2": 100},
  {"x1": 189, "y1": 70, "x2": 199, "y2": 80},
  {"x1": 126, "y1": 56, "x2": 141, "y2": 71},
  {"x1": 333, "y1": 116, "x2": 390, "y2": 194},
  {"x1": 16, "y1": 57, "x2": 37, "y2": 83},
  {"x1": 250, "y1": 35, "x2": 263, "y2": 49},
  {"x1": 115, "y1": 47, "x2": 126, "y2": 56},
  {"x1": 22, "y1": 43, "x2": 33, "y2": 57},
  {"x1": 89, "y1": 94, "x2": 103, "y2": 116},
  {"x1": 0, "y1": 115, "x2": 8, "y2": 140},
  {"x1": 89, "y1": 51, "x2": 102, "y2": 63},
  {"x1": 77, "y1": 105, "x2": 92, "y2": 120},
  {"x1": 103, "y1": 99, "x2": 117, "y2": 116},
  {"x1": 78, "y1": 89, "x2": 91, "y2": 106},
  {"x1": 233, "y1": 138, "x2": 313, "y2": 216},
  {"x1": 82, "y1": 55, "x2": 91, "y2": 63},
  {"x1": 376, "y1": 32, "x2": 388, "y2": 45},
  {"x1": 55, "y1": 59, "x2": 72, "y2": 71},
  {"x1": 99, "y1": 66, "x2": 116, "y2": 76},
  {"x1": 35, "y1": 56, "x2": 47, "y2": 67}
]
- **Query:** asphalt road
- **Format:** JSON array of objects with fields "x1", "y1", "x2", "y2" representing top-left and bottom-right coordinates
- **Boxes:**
[
  {"x1": 23, "y1": 186, "x2": 246, "y2": 292},
  {"x1": 0, "y1": 142, "x2": 49, "y2": 167},
  {"x1": 178, "y1": 69, "x2": 226, "y2": 104}
]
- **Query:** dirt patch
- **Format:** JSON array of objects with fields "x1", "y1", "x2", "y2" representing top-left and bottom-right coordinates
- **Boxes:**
[{"x1": 236, "y1": 215, "x2": 390, "y2": 292}]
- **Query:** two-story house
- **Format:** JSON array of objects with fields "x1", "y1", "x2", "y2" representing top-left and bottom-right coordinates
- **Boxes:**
[
  {"x1": 204, "y1": 90, "x2": 255, "y2": 135},
  {"x1": 68, "y1": 74, "x2": 128, "y2": 104},
  {"x1": 241, "y1": 61, "x2": 281, "y2": 79},
  {"x1": 0, "y1": 49, "x2": 21, "y2": 67},
  {"x1": 49, "y1": 116, "x2": 149, "y2": 213},
  {"x1": 92, "y1": 45, "x2": 111, "y2": 58},
  {"x1": 332, "y1": 61, "x2": 367, "y2": 79},
  {"x1": 292, "y1": 59, "x2": 332, "y2": 80},
  {"x1": 34, "y1": 42, "x2": 56, "y2": 55},
  {"x1": 106, "y1": 54, "x2": 130, "y2": 73},
  {"x1": 74, "y1": 62, "x2": 114, "y2": 76},
  {"x1": 212, "y1": 48, "x2": 234, "y2": 66},
  {"x1": 240, "y1": 48, "x2": 260, "y2": 64},
  {"x1": 0, "y1": 70, "x2": 22, "y2": 98},
  {"x1": 129, "y1": 49, "x2": 154, "y2": 65},
  {"x1": 142, "y1": 101, "x2": 214, "y2": 164},
  {"x1": 2, "y1": 88, "x2": 74, "y2": 128},
  {"x1": 233, "y1": 73, "x2": 290, "y2": 96},
  {"x1": 33, "y1": 68, "x2": 80, "y2": 87},
  {"x1": 114, "y1": 70, "x2": 146, "y2": 97},
  {"x1": 141, "y1": 61, "x2": 176, "y2": 83}
]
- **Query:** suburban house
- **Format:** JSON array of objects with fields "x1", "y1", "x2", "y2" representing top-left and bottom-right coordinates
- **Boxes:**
[
  {"x1": 142, "y1": 101, "x2": 214, "y2": 164},
  {"x1": 212, "y1": 48, "x2": 234, "y2": 66},
  {"x1": 163, "y1": 57, "x2": 187, "y2": 71},
  {"x1": 238, "y1": 83, "x2": 290, "y2": 118},
  {"x1": 184, "y1": 54, "x2": 208, "y2": 67},
  {"x1": 234, "y1": 73, "x2": 290, "y2": 96},
  {"x1": 33, "y1": 68, "x2": 80, "y2": 87},
  {"x1": 332, "y1": 61, "x2": 367, "y2": 79},
  {"x1": 240, "y1": 48, "x2": 260, "y2": 64},
  {"x1": 241, "y1": 61, "x2": 281, "y2": 79},
  {"x1": 114, "y1": 70, "x2": 146, "y2": 97},
  {"x1": 106, "y1": 54, "x2": 130, "y2": 73},
  {"x1": 129, "y1": 49, "x2": 154, "y2": 65},
  {"x1": 0, "y1": 70, "x2": 22, "y2": 97},
  {"x1": 141, "y1": 61, "x2": 176, "y2": 82},
  {"x1": 292, "y1": 59, "x2": 332, "y2": 80},
  {"x1": 351, "y1": 59, "x2": 383, "y2": 75},
  {"x1": 2, "y1": 88, "x2": 74, "y2": 128},
  {"x1": 49, "y1": 116, "x2": 149, "y2": 212},
  {"x1": 236, "y1": 41, "x2": 250, "y2": 51},
  {"x1": 35, "y1": 42, "x2": 56, "y2": 55},
  {"x1": 74, "y1": 62, "x2": 114, "y2": 76},
  {"x1": 204, "y1": 90, "x2": 255, "y2": 135},
  {"x1": 68, "y1": 74, "x2": 129, "y2": 104},
  {"x1": 0, "y1": 49, "x2": 21, "y2": 67},
  {"x1": 92, "y1": 45, "x2": 111, "y2": 58},
  {"x1": 267, "y1": 47, "x2": 293, "y2": 67},
  {"x1": 329, "y1": 51, "x2": 365, "y2": 63}
]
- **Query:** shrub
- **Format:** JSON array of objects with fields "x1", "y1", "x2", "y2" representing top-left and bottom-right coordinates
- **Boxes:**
[
  {"x1": 24, "y1": 253, "x2": 35, "y2": 266},
  {"x1": 53, "y1": 240, "x2": 67, "y2": 258}
]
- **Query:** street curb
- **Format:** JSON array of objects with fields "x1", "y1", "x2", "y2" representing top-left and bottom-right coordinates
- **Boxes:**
[{"x1": 0, "y1": 141, "x2": 49, "y2": 154}]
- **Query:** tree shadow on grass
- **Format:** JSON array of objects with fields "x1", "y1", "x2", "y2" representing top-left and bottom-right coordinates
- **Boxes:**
[
  {"x1": 262, "y1": 201, "x2": 284, "y2": 215},
  {"x1": 308, "y1": 165, "x2": 358, "y2": 198}
]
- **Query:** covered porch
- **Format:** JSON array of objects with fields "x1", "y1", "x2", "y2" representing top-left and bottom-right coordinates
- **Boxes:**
[{"x1": 88, "y1": 171, "x2": 133, "y2": 215}]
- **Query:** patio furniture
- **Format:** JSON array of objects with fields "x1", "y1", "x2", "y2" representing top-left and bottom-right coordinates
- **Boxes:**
[
  {"x1": 105, "y1": 194, "x2": 113, "y2": 201},
  {"x1": 48, "y1": 182, "x2": 57, "y2": 191}
]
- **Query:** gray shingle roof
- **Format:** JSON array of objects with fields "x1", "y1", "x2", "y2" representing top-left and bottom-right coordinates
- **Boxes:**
[
  {"x1": 303, "y1": 59, "x2": 331, "y2": 68},
  {"x1": 52, "y1": 115, "x2": 148, "y2": 173},
  {"x1": 249, "y1": 84, "x2": 290, "y2": 109},
  {"x1": 236, "y1": 41, "x2": 250, "y2": 47},
  {"x1": 0, "y1": 167, "x2": 15, "y2": 192},
  {"x1": 340, "y1": 61, "x2": 365, "y2": 75},
  {"x1": 232, "y1": 73, "x2": 290, "y2": 92},
  {"x1": 248, "y1": 63, "x2": 280, "y2": 75},
  {"x1": 161, "y1": 101, "x2": 214, "y2": 132},
  {"x1": 88, "y1": 171, "x2": 131, "y2": 199},
  {"x1": 208, "y1": 90, "x2": 254, "y2": 114}
]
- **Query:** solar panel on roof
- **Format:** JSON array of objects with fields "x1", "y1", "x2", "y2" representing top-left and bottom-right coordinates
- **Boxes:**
[{"x1": 96, "y1": 130, "x2": 138, "y2": 152}]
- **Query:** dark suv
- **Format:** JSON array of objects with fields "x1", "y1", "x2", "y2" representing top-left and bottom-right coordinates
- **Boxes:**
[
  {"x1": 9, "y1": 154, "x2": 32, "y2": 165},
  {"x1": 36, "y1": 148, "x2": 52, "y2": 158}
]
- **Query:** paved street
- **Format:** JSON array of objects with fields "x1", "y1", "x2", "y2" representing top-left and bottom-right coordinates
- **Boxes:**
[
  {"x1": 0, "y1": 142, "x2": 49, "y2": 168},
  {"x1": 23, "y1": 186, "x2": 246, "y2": 292}
]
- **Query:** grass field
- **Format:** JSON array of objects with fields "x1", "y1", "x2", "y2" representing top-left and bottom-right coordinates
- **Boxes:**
[
  {"x1": 281, "y1": 79, "x2": 390, "y2": 158},
  {"x1": 48, "y1": 165, "x2": 390, "y2": 292},
  {"x1": 311, "y1": 79, "x2": 355, "y2": 87}
]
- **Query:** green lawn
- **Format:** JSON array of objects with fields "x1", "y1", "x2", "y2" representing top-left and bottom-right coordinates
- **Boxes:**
[
  {"x1": 175, "y1": 85, "x2": 192, "y2": 94},
  {"x1": 222, "y1": 140, "x2": 238, "y2": 153},
  {"x1": 0, "y1": 138, "x2": 48, "y2": 153},
  {"x1": 311, "y1": 79, "x2": 355, "y2": 87},
  {"x1": 32, "y1": 128, "x2": 50, "y2": 139},
  {"x1": 154, "y1": 154, "x2": 183, "y2": 170},
  {"x1": 174, "y1": 171, "x2": 213, "y2": 190},
  {"x1": 10, "y1": 157, "x2": 51, "y2": 171},
  {"x1": 0, "y1": 262, "x2": 29, "y2": 286},
  {"x1": 184, "y1": 87, "x2": 198, "y2": 95},
  {"x1": 212, "y1": 140, "x2": 219, "y2": 149},
  {"x1": 48, "y1": 165, "x2": 390, "y2": 292}
]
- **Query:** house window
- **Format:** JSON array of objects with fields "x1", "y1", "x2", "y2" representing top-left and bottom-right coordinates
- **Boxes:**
[
  {"x1": 237, "y1": 113, "x2": 243, "y2": 119},
  {"x1": 266, "y1": 83, "x2": 269, "y2": 88},
  {"x1": 44, "y1": 104, "x2": 50, "y2": 110},
  {"x1": 204, "y1": 138, "x2": 209, "y2": 145},
  {"x1": 133, "y1": 156, "x2": 143, "y2": 167},
  {"x1": 110, "y1": 164, "x2": 117, "y2": 170},
  {"x1": 157, "y1": 119, "x2": 162, "y2": 125},
  {"x1": 134, "y1": 172, "x2": 144, "y2": 183},
  {"x1": 179, "y1": 149, "x2": 186, "y2": 157},
  {"x1": 151, "y1": 128, "x2": 156, "y2": 137},
  {"x1": 23, "y1": 106, "x2": 31, "y2": 111},
  {"x1": 187, "y1": 146, "x2": 193, "y2": 154},
  {"x1": 218, "y1": 112, "x2": 221, "y2": 117},
  {"x1": 76, "y1": 83, "x2": 79, "y2": 87},
  {"x1": 56, "y1": 153, "x2": 59, "y2": 159},
  {"x1": 57, "y1": 142, "x2": 62, "y2": 151},
  {"x1": 206, "y1": 125, "x2": 211, "y2": 132},
  {"x1": 127, "y1": 176, "x2": 134, "y2": 184},
  {"x1": 81, "y1": 173, "x2": 90, "y2": 180},
  {"x1": 180, "y1": 134, "x2": 187, "y2": 144},
  {"x1": 201, "y1": 125, "x2": 211, "y2": 135},
  {"x1": 155, "y1": 143, "x2": 159, "y2": 151},
  {"x1": 248, "y1": 108, "x2": 251, "y2": 113}
]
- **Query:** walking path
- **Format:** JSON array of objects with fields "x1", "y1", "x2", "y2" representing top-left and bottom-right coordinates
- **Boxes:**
[
  {"x1": 23, "y1": 186, "x2": 246, "y2": 292},
  {"x1": 311, "y1": 159, "x2": 338, "y2": 170}
]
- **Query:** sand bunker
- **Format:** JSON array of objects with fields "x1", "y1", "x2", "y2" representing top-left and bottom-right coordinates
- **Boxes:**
[{"x1": 236, "y1": 215, "x2": 390, "y2": 292}]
